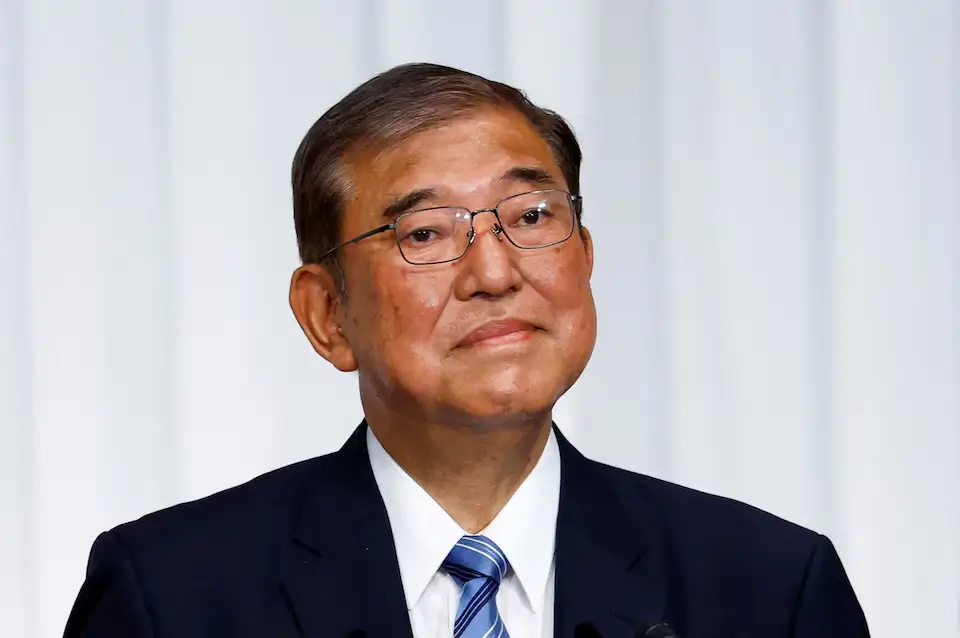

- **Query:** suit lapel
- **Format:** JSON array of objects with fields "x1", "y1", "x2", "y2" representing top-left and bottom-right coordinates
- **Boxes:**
[
  {"x1": 275, "y1": 422, "x2": 671, "y2": 637},
  {"x1": 278, "y1": 424, "x2": 413, "y2": 638},
  {"x1": 553, "y1": 427, "x2": 670, "y2": 637}
]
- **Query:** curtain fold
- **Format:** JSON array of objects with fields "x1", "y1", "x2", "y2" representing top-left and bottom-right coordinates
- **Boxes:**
[{"x1": 1, "y1": 1, "x2": 957, "y2": 635}]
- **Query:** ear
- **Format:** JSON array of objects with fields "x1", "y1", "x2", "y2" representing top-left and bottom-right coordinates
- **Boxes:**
[
  {"x1": 289, "y1": 264, "x2": 358, "y2": 372},
  {"x1": 579, "y1": 225, "x2": 594, "y2": 279}
]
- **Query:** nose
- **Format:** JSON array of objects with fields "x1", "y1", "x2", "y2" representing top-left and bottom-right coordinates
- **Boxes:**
[
  {"x1": 454, "y1": 211, "x2": 520, "y2": 300},
  {"x1": 469, "y1": 209, "x2": 503, "y2": 241}
]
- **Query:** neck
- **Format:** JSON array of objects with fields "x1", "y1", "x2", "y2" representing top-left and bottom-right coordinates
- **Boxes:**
[{"x1": 367, "y1": 410, "x2": 552, "y2": 533}]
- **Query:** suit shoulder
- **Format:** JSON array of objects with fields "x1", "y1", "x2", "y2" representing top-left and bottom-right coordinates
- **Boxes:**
[
  {"x1": 593, "y1": 461, "x2": 822, "y2": 562},
  {"x1": 72, "y1": 451, "x2": 347, "y2": 634},
  {"x1": 584, "y1": 461, "x2": 864, "y2": 629},
  {"x1": 108, "y1": 451, "x2": 339, "y2": 556}
]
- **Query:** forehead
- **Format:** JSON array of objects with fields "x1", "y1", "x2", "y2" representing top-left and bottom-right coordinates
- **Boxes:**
[{"x1": 344, "y1": 108, "x2": 565, "y2": 206}]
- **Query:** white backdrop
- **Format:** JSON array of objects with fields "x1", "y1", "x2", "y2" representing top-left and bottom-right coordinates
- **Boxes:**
[{"x1": 1, "y1": 1, "x2": 958, "y2": 636}]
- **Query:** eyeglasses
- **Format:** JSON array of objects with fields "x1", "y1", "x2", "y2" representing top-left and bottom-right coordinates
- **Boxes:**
[{"x1": 320, "y1": 189, "x2": 583, "y2": 265}]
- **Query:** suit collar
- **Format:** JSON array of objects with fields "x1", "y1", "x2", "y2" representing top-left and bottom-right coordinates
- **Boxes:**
[
  {"x1": 279, "y1": 423, "x2": 413, "y2": 638},
  {"x1": 277, "y1": 422, "x2": 670, "y2": 638},
  {"x1": 553, "y1": 426, "x2": 670, "y2": 636}
]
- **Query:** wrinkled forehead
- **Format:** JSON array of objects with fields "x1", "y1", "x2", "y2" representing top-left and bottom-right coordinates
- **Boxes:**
[{"x1": 342, "y1": 107, "x2": 565, "y2": 207}]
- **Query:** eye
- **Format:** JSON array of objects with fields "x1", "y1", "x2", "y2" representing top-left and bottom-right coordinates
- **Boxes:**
[
  {"x1": 409, "y1": 228, "x2": 437, "y2": 243},
  {"x1": 519, "y1": 207, "x2": 550, "y2": 225}
]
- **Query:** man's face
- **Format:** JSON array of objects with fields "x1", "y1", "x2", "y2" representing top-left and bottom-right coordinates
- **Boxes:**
[{"x1": 332, "y1": 107, "x2": 596, "y2": 424}]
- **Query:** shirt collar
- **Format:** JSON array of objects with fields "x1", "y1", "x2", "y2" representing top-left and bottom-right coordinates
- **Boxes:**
[{"x1": 366, "y1": 426, "x2": 561, "y2": 612}]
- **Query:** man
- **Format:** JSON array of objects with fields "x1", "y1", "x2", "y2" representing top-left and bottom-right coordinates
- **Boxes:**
[{"x1": 64, "y1": 63, "x2": 869, "y2": 637}]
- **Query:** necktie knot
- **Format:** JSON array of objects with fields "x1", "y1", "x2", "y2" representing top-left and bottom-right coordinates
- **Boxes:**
[
  {"x1": 442, "y1": 535, "x2": 512, "y2": 638},
  {"x1": 442, "y1": 534, "x2": 509, "y2": 585}
]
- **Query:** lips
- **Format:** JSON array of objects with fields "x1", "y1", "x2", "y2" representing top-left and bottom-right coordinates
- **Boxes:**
[{"x1": 457, "y1": 318, "x2": 538, "y2": 348}]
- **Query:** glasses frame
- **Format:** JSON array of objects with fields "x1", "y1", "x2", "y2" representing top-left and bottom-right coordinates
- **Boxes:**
[{"x1": 319, "y1": 188, "x2": 583, "y2": 266}]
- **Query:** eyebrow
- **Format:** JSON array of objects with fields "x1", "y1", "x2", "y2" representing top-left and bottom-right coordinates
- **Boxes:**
[
  {"x1": 381, "y1": 188, "x2": 438, "y2": 220},
  {"x1": 380, "y1": 166, "x2": 558, "y2": 219},
  {"x1": 499, "y1": 165, "x2": 558, "y2": 188}
]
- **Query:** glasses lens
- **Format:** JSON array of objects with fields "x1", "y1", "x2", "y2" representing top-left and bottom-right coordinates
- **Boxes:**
[
  {"x1": 497, "y1": 190, "x2": 575, "y2": 248},
  {"x1": 395, "y1": 207, "x2": 472, "y2": 264}
]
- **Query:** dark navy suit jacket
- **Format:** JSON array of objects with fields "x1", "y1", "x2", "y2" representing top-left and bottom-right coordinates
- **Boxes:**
[{"x1": 64, "y1": 424, "x2": 869, "y2": 637}]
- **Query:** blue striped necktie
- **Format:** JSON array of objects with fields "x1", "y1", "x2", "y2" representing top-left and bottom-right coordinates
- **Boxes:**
[{"x1": 442, "y1": 535, "x2": 512, "y2": 638}]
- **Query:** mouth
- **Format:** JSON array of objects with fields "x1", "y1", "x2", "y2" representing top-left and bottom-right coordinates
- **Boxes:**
[{"x1": 457, "y1": 318, "x2": 539, "y2": 348}]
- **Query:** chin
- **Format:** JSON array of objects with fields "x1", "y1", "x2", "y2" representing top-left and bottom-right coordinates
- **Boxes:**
[
  {"x1": 451, "y1": 403, "x2": 554, "y2": 430},
  {"x1": 446, "y1": 371, "x2": 562, "y2": 425}
]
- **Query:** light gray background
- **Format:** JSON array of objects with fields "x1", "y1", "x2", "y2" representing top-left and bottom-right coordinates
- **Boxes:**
[{"x1": 1, "y1": 1, "x2": 958, "y2": 636}]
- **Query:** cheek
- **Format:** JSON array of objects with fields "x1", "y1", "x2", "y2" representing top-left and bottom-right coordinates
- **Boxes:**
[
  {"x1": 368, "y1": 264, "x2": 452, "y2": 345},
  {"x1": 529, "y1": 247, "x2": 593, "y2": 309},
  {"x1": 527, "y1": 249, "x2": 598, "y2": 343}
]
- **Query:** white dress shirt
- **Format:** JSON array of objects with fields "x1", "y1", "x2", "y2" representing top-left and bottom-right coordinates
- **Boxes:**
[{"x1": 367, "y1": 427, "x2": 561, "y2": 638}]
